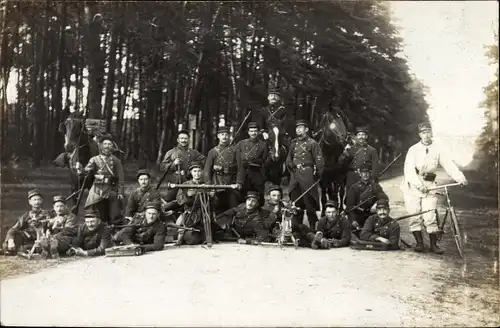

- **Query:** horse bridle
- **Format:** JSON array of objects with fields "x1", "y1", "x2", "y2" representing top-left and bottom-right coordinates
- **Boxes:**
[{"x1": 317, "y1": 112, "x2": 348, "y2": 147}]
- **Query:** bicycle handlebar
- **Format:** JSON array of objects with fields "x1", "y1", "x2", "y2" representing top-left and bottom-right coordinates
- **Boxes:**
[{"x1": 427, "y1": 182, "x2": 462, "y2": 191}]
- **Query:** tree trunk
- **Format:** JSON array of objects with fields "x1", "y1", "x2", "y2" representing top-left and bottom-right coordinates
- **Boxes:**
[{"x1": 104, "y1": 11, "x2": 119, "y2": 131}]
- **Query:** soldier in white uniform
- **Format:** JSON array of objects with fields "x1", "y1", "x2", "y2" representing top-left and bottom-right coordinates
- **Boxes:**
[{"x1": 401, "y1": 122, "x2": 468, "y2": 254}]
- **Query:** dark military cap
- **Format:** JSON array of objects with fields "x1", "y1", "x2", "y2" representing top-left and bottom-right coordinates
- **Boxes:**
[
  {"x1": 217, "y1": 126, "x2": 229, "y2": 134},
  {"x1": 324, "y1": 200, "x2": 339, "y2": 209},
  {"x1": 144, "y1": 201, "x2": 161, "y2": 212},
  {"x1": 177, "y1": 129, "x2": 190, "y2": 137},
  {"x1": 189, "y1": 162, "x2": 203, "y2": 171},
  {"x1": 246, "y1": 191, "x2": 259, "y2": 200},
  {"x1": 418, "y1": 122, "x2": 432, "y2": 132},
  {"x1": 266, "y1": 184, "x2": 282, "y2": 194},
  {"x1": 98, "y1": 133, "x2": 113, "y2": 143},
  {"x1": 268, "y1": 87, "x2": 280, "y2": 96},
  {"x1": 136, "y1": 169, "x2": 151, "y2": 179},
  {"x1": 247, "y1": 122, "x2": 259, "y2": 129},
  {"x1": 28, "y1": 189, "x2": 42, "y2": 200},
  {"x1": 358, "y1": 163, "x2": 372, "y2": 172},
  {"x1": 84, "y1": 209, "x2": 100, "y2": 219},
  {"x1": 355, "y1": 126, "x2": 369, "y2": 134},
  {"x1": 376, "y1": 199, "x2": 390, "y2": 209},
  {"x1": 53, "y1": 195, "x2": 66, "y2": 204},
  {"x1": 295, "y1": 119, "x2": 309, "y2": 128}
]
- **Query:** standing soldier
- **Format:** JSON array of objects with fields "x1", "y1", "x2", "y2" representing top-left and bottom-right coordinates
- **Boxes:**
[
  {"x1": 204, "y1": 126, "x2": 244, "y2": 214},
  {"x1": 161, "y1": 129, "x2": 206, "y2": 202},
  {"x1": 83, "y1": 133, "x2": 125, "y2": 225},
  {"x1": 125, "y1": 169, "x2": 161, "y2": 221},
  {"x1": 346, "y1": 163, "x2": 389, "y2": 230},
  {"x1": 286, "y1": 119, "x2": 325, "y2": 230},
  {"x1": 235, "y1": 122, "x2": 269, "y2": 204},
  {"x1": 339, "y1": 126, "x2": 380, "y2": 189},
  {"x1": 401, "y1": 122, "x2": 467, "y2": 254}
]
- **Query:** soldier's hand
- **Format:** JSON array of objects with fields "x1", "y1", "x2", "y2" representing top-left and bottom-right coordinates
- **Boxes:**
[
  {"x1": 187, "y1": 189, "x2": 196, "y2": 197},
  {"x1": 376, "y1": 236, "x2": 390, "y2": 244},
  {"x1": 236, "y1": 183, "x2": 242, "y2": 190},
  {"x1": 213, "y1": 165, "x2": 222, "y2": 171},
  {"x1": 7, "y1": 239, "x2": 15, "y2": 251},
  {"x1": 344, "y1": 144, "x2": 351, "y2": 152},
  {"x1": 352, "y1": 221, "x2": 360, "y2": 230},
  {"x1": 74, "y1": 247, "x2": 88, "y2": 257},
  {"x1": 237, "y1": 238, "x2": 246, "y2": 244},
  {"x1": 458, "y1": 179, "x2": 468, "y2": 186},
  {"x1": 262, "y1": 132, "x2": 269, "y2": 140},
  {"x1": 173, "y1": 158, "x2": 181, "y2": 166},
  {"x1": 209, "y1": 191, "x2": 215, "y2": 197},
  {"x1": 117, "y1": 194, "x2": 124, "y2": 201},
  {"x1": 417, "y1": 185, "x2": 428, "y2": 193}
]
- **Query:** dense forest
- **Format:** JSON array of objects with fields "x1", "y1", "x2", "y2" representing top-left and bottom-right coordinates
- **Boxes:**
[{"x1": 0, "y1": 0, "x2": 429, "y2": 168}]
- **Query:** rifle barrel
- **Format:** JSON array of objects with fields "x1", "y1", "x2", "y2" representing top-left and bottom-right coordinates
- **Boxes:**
[
  {"x1": 428, "y1": 183, "x2": 461, "y2": 191},
  {"x1": 167, "y1": 183, "x2": 239, "y2": 190}
]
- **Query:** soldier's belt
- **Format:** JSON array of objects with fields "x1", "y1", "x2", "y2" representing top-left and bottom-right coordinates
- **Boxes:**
[
  {"x1": 415, "y1": 169, "x2": 436, "y2": 182},
  {"x1": 94, "y1": 176, "x2": 118, "y2": 186}
]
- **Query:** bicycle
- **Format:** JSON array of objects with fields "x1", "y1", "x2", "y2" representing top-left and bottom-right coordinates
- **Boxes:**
[{"x1": 428, "y1": 182, "x2": 465, "y2": 259}]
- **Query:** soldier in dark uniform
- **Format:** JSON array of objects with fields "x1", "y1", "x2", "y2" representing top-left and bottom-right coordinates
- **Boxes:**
[
  {"x1": 204, "y1": 126, "x2": 244, "y2": 214},
  {"x1": 346, "y1": 163, "x2": 388, "y2": 229},
  {"x1": 59, "y1": 210, "x2": 112, "y2": 257},
  {"x1": 307, "y1": 200, "x2": 351, "y2": 249},
  {"x1": 260, "y1": 184, "x2": 285, "y2": 238},
  {"x1": 83, "y1": 133, "x2": 125, "y2": 225},
  {"x1": 215, "y1": 191, "x2": 268, "y2": 243},
  {"x1": 339, "y1": 126, "x2": 380, "y2": 189},
  {"x1": 3, "y1": 189, "x2": 50, "y2": 254},
  {"x1": 161, "y1": 129, "x2": 206, "y2": 202},
  {"x1": 47, "y1": 195, "x2": 78, "y2": 235},
  {"x1": 125, "y1": 169, "x2": 161, "y2": 221},
  {"x1": 114, "y1": 202, "x2": 166, "y2": 253},
  {"x1": 235, "y1": 122, "x2": 269, "y2": 204},
  {"x1": 286, "y1": 119, "x2": 325, "y2": 230},
  {"x1": 254, "y1": 88, "x2": 287, "y2": 141},
  {"x1": 175, "y1": 162, "x2": 211, "y2": 246},
  {"x1": 359, "y1": 199, "x2": 401, "y2": 250}
]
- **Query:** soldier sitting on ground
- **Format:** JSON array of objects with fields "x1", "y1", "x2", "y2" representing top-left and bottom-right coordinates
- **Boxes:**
[
  {"x1": 216, "y1": 191, "x2": 268, "y2": 244},
  {"x1": 2, "y1": 189, "x2": 50, "y2": 255},
  {"x1": 48, "y1": 195, "x2": 78, "y2": 235},
  {"x1": 308, "y1": 200, "x2": 351, "y2": 250},
  {"x1": 125, "y1": 169, "x2": 161, "y2": 222},
  {"x1": 63, "y1": 210, "x2": 112, "y2": 257},
  {"x1": 357, "y1": 199, "x2": 400, "y2": 251},
  {"x1": 346, "y1": 163, "x2": 389, "y2": 230},
  {"x1": 114, "y1": 201, "x2": 166, "y2": 253},
  {"x1": 260, "y1": 184, "x2": 285, "y2": 240}
]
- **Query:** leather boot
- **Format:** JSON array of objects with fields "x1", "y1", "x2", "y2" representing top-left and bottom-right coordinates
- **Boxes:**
[
  {"x1": 429, "y1": 233, "x2": 444, "y2": 254},
  {"x1": 412, "y1": 231, "x2": 425, "y2": 252}
]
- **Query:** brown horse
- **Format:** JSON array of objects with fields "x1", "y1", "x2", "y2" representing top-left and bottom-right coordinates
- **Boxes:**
[{"x1": 313, "y1": 110, "x2": 352, "y2": 212}]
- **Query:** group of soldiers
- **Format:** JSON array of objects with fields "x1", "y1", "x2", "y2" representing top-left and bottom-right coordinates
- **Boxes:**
[{"x1": 2, "y1": 115, "x2": 468, "y2": 258}]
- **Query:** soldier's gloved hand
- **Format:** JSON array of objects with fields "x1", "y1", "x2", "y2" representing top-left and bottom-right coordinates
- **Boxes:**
[
  {"x1": 344, "y1": 144, "x2": 352, "y2": 153},
  {"x1": 376, "y1": 236, "x2": 390, "y2": 244},
  {"x1": 187, "y1": 189, "x2": 196, "y2": 197},
  {"x1": 352, "y1": 221, "x2": 360, "y2": 230},
  {"x1": 7, "y1": 239, "x2": 15, "y2": 251},
  {"x1": 173, "y1": 158, "x2": 181, "y2": 166},
  {"x1": 458, "y1": 178, "x2": 468, "y2": 186},
  {"x1": 262, "y1": 132, "x2": 269, "y2": 140},
  {"x1": 417, "y1": 184, "x2": 428, "y2": 193}
]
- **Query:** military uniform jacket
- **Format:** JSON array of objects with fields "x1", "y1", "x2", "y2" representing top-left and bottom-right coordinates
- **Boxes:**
[
  {"x1": 316, "y1": 216, "x2": 351, "y2": 247},
  {"x1": 84, "y1": 154, "x2": 125, "y2": 207},
  {"x1": 346, "y1": 180, "x2": 388, "y2": 218},
  {"x1": 204, "y1": 144, "x2": 244, "y2": 185},
  {"x1": 255, "y1": 103, "x2": 287, "y2": 131},
  {"x1": 176, "y1": 179, "x2": 207, "y2": 228},
  {"x1": 360, "y1": 214, "x2": 400, "y2": 249},
  {"x1": 125, "y1": 186, "x2": 161, "y2": 217},
  {"x1": 161, "y1": 146, "x2": 206, "y2": 184},
  {"x1": 48, "y1": 211, "x2": 78, "y2": 235},
  {"x1": 217, "y1": 203, "x2": 265, "y2": 230},
  {"x1": 286, "y1": 136, "x2": 325, "y2": 202},
  {"x1": 260, "y1": 201, "x2": 284, "y2": 230},
  {"x1": 6, "y1": 209, "x2": 50, "y2": 241},
  {"x1": 339, "y1": 143, "x2": 379, "y2": 176},
  {"x1": 72, "y1": 222, "x2": 111, "y2": 256},
  {"x1": 121, "y1": 217, "x2": 166, "y2": 252},
  {"x1": 235, "y1": 138, "x2": 268, "y2": 169}
]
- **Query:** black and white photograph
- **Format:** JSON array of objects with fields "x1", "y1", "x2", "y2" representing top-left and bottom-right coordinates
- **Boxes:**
[{"x1": 0, "y1": 0, "x2": 498, "y2": 326}]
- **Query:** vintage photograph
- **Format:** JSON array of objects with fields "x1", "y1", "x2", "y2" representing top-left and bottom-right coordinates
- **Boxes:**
[{"x1": 0, "y1": 0, "x2": 498, "y2": 326}]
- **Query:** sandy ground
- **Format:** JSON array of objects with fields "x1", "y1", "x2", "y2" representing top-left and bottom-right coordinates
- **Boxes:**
[{"x1": 1, "y1": 167, "x2": 499, "y2": 327}]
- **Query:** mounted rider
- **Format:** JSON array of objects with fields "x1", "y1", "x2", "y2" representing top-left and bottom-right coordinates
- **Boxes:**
[
  {"x1": 339, "y1": 125, "x2": 380, "y2": 189},
  {"x1": 286, "y1": 119, "x2": 325, "y2": 230},
  {"x1": 83, "y1": 133, "x2": 125, "y2": 226}
]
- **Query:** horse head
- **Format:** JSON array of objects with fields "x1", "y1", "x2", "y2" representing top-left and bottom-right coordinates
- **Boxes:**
[
  {"x1": 317, "y1": 110, "x2": 349, "y2": 148},
  {"x1": 59, "y1": 111, "x2": 86, "y2": 152}
]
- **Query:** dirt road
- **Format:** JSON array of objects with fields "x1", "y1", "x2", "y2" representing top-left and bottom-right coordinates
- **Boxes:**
[{"x1": 1, "y1": 166, "x2": 498, "y2": 327}]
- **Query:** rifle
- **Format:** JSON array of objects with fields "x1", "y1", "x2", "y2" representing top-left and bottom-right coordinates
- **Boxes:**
[
  {"x1": 229, "y1": 111, "x2": 252, "y2": 147},
  {"x1": 72, "y1": 174, "x2": 90, "y2": 215},
  {"x1": 156, "y1": 160, "x2": 177, "y2": 189},
  {"x1": 291, "y1": 180, "x2": 321, "y2": 206},
  {"x1": 111, "y1": 223, "x2": 200, "y2": 232},
  {"x1": 393, "y1": 209, "x2": 436, "y2": 222},
  {"x1": 376, "y1": 152, "x2": 403, "y2": 181},
  {"x1": 167, "y1": 183, "x2": 239, "y2": 190},
  {"x1": 340, "y1": 195, "x2": 376, "y2": 216}
]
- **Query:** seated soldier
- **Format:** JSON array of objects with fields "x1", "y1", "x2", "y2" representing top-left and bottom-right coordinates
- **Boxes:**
[
  {"x1": 62, "y1": 209, "x2": 112, "y2": 257},
  {"x1": 2, "y1": 189, "x2": 50, "y2": 255},
  {"x1": 114, "y1": 201, "x2": 166, "y2": 253},
  {"x1": 216, "y1": 191, "x2": 267, "y2": 244},
  {"x1": 358, "y1": 199, "x2": 400, "y2": 250},
  {"x1": 48, "y1": 195, "x2": 78, "y2": 235},
  {"x1": 346, "y1": 163, "x2": 388, "y2": 230},
  {"x1": 175, "y1": 162, "x2": 212, "y2": 246},
  {"x1": 260, "y1": 184, "x2": 285, "y2": 239},
  {"x1": 125, "y1": 169, "x2": 161, "y2": 222},
  {"x1": 308, "y1": 200, "x2": 351, "y2": 249}
]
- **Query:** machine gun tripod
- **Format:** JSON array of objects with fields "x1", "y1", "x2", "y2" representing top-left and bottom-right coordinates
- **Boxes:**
[{"x1": 275, "y1": 202, "x2": 302, "y2": 249}]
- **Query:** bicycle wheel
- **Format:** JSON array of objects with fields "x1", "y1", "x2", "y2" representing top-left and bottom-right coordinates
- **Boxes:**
[{"x1": 450, "y1": 206, "x2": 465, "y2": 259}]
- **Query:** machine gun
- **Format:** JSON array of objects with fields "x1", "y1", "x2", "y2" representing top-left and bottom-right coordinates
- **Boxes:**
[{"x1": 275, "y1": 201, "x2": 302, "y2": 249}]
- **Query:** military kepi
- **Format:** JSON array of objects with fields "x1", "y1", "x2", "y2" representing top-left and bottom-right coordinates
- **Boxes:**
[
  {"x1": 98, "y1": 133, "x2": 113, "y2": 143},
  {"x1": 177, "y1": 129, "x2": 189, "y2": 137},
  {"x1": 53, "y1": 195, "x2": 66, "y2": 204},
  {"x1": 189, "y1": 162, "x2": 202, "y2": 171},
  {"x1": 247, "y1": 122, "x2": 259, "y2": 129},
  {"x1": 325, "y1": 200, "x2": 339, "y2": 208},
  {"x1": 145, "y1": 201, "x2": 161, "y2": 212},
  {"x1": 28, "y1": 188, "x2": 42, "y2": 200},
  {"x1": 136, "y1": 169, "x2": 151, "y2": 179},
  {"x1": 418, "y1": 122, "x2": 432, "y2": 132},
  {"x1": 217, "y1": 126, "x2": 229, "y2": 134},
  {"x1": 84, "y1": 208, "x2": 100, "y2": 218},
  {"x1": 358, "y1": 163, "x2": 372, "y2": 172},
  {"x1": 295, "y1": 119, "x2": 308, "y2": 128},
  {"x1": 246, "y1": 191, "x2": 259, "y2": 200},
  {"x1": 266, "y1": 184, "x2": 282, "y2": 194},
  {"x1": 376, "y1": 199, "x2": 390, "y2": 209},
  {"x1": 355, "y1": 126, "x2": 369, "y2": 133}
]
